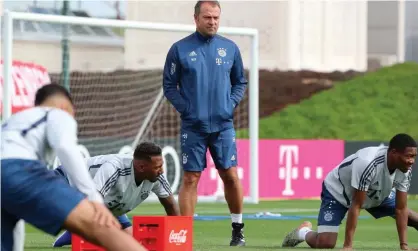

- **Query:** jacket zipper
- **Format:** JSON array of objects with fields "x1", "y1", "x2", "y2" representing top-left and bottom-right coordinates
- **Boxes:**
[{"x1": 206, "y1": 40, "x2": 212, "y2": 132}]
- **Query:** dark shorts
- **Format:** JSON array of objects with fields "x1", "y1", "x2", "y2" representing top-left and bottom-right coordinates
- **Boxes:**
[
  {"x1": 1, "y1": 159, "x2": 85, "y2": 251},
  {"x1": 117, "y1": 214, "x2": 132, "y2": 229},
  {"x1": 180, "y1": 127, "x2": 237, "y2": 172},
  {"x1": 317, "y1": 182, "x2": 396, "y2": 233}
]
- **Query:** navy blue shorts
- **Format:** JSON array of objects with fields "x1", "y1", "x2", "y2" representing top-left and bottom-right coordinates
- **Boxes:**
[
  {"x1": 181, "y1": 127, "x2": 237, "y2": 172},
  {"x1": 317, "y1": 183, "x2": 396, "y2": 233},
  {"x1": 54, "y1": 165, "x2": 69, "y2": 182},
  {"x1": 55, "y1": 165, "x2": 132, "y2": 229},
  {"x1": 1, "y1": 159, "x2": 86, "y2": 251},
  {"x1": 117, "y1": 214, "x2": 132, "y2": 229}
]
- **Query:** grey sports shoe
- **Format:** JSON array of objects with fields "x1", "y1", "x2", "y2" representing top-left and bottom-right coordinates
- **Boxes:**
[{"x1": 281, "y1": 221, "x2": 312, "y2": 247}]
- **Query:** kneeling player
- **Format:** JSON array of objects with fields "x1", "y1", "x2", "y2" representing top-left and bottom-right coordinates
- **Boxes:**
[
  {"x1": 52, "y1": 142, "x2": 180, "y2": 247},
  {"x1": 282, "y1": 133, "x2": 418, "y2": 250}
]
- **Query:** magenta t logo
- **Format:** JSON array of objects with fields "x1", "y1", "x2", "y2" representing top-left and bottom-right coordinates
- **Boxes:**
[{"x1": 279, "y1": 145, "x2": 299, "y2": 196}]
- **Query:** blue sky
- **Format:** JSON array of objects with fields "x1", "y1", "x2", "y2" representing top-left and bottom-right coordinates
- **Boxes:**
[{"x1": 3, "y1": 0, "x2": 127, "y2": 17}]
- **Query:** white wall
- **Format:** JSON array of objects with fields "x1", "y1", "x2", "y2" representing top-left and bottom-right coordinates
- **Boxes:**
[
  {"x1": 1, "y1": 0, "x2": 369, "y2": 73},
  {"x1": 0, "y1": 0, "x2": 124, "y2": 74},
  {"x1": 124, "y1": 0, "x2": 367, "y2": 72},
  {"x1": 10, "y1": 40, "x2": 124, "y2": 73},
  {"x1": 124, "y1": 1, "x2": 284, "y2": 71},
  {"x1": 287, "y1": 1, "x2": 367, "y2": 72}
]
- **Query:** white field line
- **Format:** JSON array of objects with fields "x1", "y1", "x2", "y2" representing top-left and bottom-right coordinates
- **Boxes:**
[
  {"x1": 196, "y1": 208, "x2": 319, "y2": 214},
  {"x1": 133, "y1": 208, "x2": 319, "y2": 215}
]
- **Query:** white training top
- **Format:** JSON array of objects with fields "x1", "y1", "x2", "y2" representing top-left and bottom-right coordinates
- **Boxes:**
[
  {"x1": 65, "y1": 154, "x2": 172, "y2": 216},
  {"x1": 1, "y1": 107, "x2": 103, "y2": 203},
  {"x1": 324, "y1": 145, "x2": 411, "y2": 209}
]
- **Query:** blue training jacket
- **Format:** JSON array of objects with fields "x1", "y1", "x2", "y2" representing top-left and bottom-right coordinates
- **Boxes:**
[{"x1": 163, "y1": 31, "x2": 248, "y2": 133}]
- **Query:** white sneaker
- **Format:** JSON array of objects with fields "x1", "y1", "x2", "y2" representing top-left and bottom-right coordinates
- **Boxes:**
[{"x1": 281, "y1": 221, "x2": 312, "y2": 247}]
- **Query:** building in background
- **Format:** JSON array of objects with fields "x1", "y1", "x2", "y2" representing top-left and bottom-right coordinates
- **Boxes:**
[
  {"x1": 1, "y1": 0, "x2": 418, "y2": 73},
  {"x1": 368, "y1": 0, "x2": 418, "y2": 68},
  {"x1": 124, "y1": 0, "x2": 367, "y2": 72},
  {"x1": 0, "y1": 0, "x2": 124, "y2": 73},
  {"x1": 2, "y1": 0, "x2": 125, "y2": 18}
]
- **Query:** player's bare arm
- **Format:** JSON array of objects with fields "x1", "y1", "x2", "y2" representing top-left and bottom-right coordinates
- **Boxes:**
[
  {"x1": 158, "y1": 195, "x2": 180, "y2": 216},
  {"x1": 47, "y1": 98, "x2": 121, "y2": 231},
  {"x1": 47, "y1": 109, "x2": 104, "y2": 204},
  {"x1": 343, "y1": 189, "x2": 366, "y2": 249},
  {"x1": 395, "y1": 188, "x2": 409, "y2": 250}
]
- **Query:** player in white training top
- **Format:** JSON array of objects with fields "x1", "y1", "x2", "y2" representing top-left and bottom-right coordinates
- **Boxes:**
[
  {"x1": 52, "y1": 142, "x2": 180, "y2": 247},
  {"x1": 282, "y1": 133, "x2": 418, "y2": 250},
  {"x1": 1, "y1": 83, "x2": 147, "y2": 251}
]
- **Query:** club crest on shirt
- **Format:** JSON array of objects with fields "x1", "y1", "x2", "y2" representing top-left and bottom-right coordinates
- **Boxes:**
[
  {"x1": 141, "y1": 191, "x2": 150, "y2": 200},
  {"x1": 217, "y1": 48, "x2": 227, "y2": 57}
]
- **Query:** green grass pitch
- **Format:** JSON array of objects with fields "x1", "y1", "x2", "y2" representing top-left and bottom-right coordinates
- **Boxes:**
[{"x1": 24, "y1": 199, "x2": 418, "y2": 251}]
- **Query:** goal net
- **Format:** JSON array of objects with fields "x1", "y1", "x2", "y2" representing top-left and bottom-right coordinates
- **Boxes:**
[{"x1": 2, "y1": 10, "x2": 259, "y2": 204}]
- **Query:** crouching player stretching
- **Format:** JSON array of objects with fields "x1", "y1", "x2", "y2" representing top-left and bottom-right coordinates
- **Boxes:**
[
  {"x1": 282, "y1": 133, "x2": 418, "y2": 250},
  {"x1": 2, "y1": 83, "x2": 146, "y2": 251},
  {"x1": 53, "y1": 142, "x2": 180, "y2": 247}
]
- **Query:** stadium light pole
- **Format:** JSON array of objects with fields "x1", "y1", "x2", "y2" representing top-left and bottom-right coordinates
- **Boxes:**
[
  {"x1": 397, "y1": 0, "x2": 406, "y2": 63},
  {"x1": 61, "y1": 0, "x2": 70, "y2": 91}
]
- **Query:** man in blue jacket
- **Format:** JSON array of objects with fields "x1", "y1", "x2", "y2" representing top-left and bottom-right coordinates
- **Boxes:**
[{"x1": 163, "y1": 0, "x2": 247, "y2": 247}]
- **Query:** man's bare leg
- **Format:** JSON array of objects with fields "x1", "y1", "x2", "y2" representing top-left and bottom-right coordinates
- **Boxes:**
[
  {"x1": 305, "y1": 231, "x2": 338, "y2": 249},
  {"x1": 63, "y1": 199, "x2": 147, "y2": 251},
  {"x1": 218, "y1": 167, "x2": 243, "y2": 217},
  {"x1": 218, "y1": 167, "x2": 245, "y2": 246},
  {"x1": 124, "y1": 226, "x2": 133, "y2": 235},
  {"x1": 178, "y1": 171, "x2": 201, "y2": 216},
  {"x1": 282, "y1": 221, "x2": 338, "y2": 249}
]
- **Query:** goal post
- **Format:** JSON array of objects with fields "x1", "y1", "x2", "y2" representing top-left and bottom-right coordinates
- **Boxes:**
[{"x1": 2, "y1": 10, "x2": 259, "y2": 204}]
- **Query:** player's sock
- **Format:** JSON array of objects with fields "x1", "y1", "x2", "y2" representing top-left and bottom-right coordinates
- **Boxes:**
[
  {"x1": 297, "y1": 227, "x2": 312, "y2": 241},
  {"x1": 52, "y1": 230, "x2": 72, "y2": 247},
  {"x1": 231, "y1": 213, "x2": 243, "y2": 224}
]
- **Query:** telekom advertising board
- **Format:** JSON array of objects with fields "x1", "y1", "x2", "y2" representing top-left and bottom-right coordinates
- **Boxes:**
[
  {"x1": 0, "y1": 60, "x2": 51, "y2": 115},
  {"x1": 198, "y1": 139, "x2": 345, "y2": 200}
]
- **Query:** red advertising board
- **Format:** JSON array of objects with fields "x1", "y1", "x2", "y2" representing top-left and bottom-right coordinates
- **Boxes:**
[
  {"x1": 197, "y1": 139, "x2": 345, "y2": 200},
  {"x1": 0, "y1": 60, "x2": 51, "y2": 115}
]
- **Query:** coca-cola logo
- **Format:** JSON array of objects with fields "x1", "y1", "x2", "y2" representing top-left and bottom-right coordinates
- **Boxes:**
[{"x1": 169, "y1": 230, "x2": 187, "y2": 245}]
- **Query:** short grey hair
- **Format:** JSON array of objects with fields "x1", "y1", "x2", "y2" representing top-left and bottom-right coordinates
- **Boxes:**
[{"x1": 194, "y1": 1, "x2": 221, "y2": 15}]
